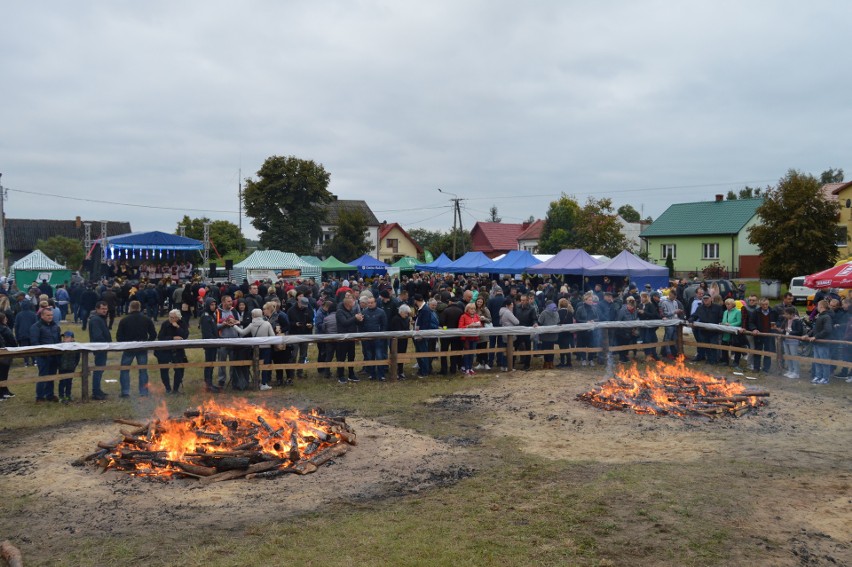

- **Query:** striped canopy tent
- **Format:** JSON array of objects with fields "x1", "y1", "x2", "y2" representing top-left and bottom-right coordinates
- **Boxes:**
[
  {"x1": 9, "y1": 249, "x2": 71, "y2": 286},
  {"x1": 232, "y1": 250, "x2": 321, "y2": 282},
  {"x1": 300, "y1": 255, "x2": 322, "y2": 267},
  {"x1": 320, "y1": 256, "x2": 357, "y2": 273}
]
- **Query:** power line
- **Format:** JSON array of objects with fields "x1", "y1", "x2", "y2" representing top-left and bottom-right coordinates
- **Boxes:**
[
  {"x1": 6, "y1": 187, "x2": 238, "y2": 215},
  {"x1": 464, "y1": 179, "x2": 777, "y2": 202}
]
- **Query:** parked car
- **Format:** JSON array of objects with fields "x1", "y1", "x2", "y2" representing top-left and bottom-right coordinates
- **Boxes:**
[
  {"x1": 788, "y1": 276, "x2": 817, "y2": 305},
  {"x1": 683, "y1": 279, "x2": 745, "y2": 306}
]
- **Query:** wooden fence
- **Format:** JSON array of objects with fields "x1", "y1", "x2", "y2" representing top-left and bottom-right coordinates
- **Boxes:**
[{"x1": 1, "y1": 322, "x2": 849, "y2": 402}]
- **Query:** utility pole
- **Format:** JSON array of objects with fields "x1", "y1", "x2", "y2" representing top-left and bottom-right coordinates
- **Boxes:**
[
  {"x1": 0, "y1": 173, "x2": 5, "y2": 277},
  {"x1": 438, "y1": 188, "x2": 465, "y2": 259},
  {"x1": 238, "y1": 168, "x2": 243, "y2": 249}
]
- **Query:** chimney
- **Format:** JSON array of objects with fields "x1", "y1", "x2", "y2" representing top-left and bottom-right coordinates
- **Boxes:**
[
  {"x1": 715, "y1": 194, "x2": 723, "y2": 202},
  {"x1": 75, "y1": 216, "x2": 82, "y2": 228}
]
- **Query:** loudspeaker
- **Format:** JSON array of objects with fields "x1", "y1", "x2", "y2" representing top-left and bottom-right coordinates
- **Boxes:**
[
  {"x1": 225, "y1": 259, "x2": 234, "y2": 270},
  {"x1": 209, "y1": 262, "x2": 217, "y2": 272}
]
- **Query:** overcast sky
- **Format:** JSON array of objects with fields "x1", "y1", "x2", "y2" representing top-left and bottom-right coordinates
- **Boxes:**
[{"x1": 2, "y1": 1, "x2": 850, "y2": 241}]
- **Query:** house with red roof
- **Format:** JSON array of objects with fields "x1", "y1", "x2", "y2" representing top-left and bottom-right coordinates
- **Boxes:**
[
  {"x1": 470, "y1": 220, "x2": 543, "y2": 258},
  {"x1": 516, "y1": 219, "x2": 545, "y2": 253},
  {"x1": 377, "y1": 223, "x2": 423, "y2": 264}
]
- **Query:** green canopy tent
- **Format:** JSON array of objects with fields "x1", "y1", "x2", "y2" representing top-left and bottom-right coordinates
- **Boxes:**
[
  {"x1": 320, "y1": 256, "x2": 356, "y2": 274},
  {"x1": 9, "y1": 249, "x2": 72, "y2": 287},
  {"x1": 391, "y1": 256, "x2": 419, "y2": 273}
]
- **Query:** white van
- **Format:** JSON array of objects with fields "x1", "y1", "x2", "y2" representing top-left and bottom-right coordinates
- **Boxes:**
[{"x1": 789, "y1": 276, "x2": 816, "y2": 304}]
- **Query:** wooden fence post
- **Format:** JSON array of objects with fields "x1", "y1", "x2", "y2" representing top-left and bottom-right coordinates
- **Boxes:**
[
  {"x1": 601, "y1": 327, "x2": 610, "y2": 361},
  {"x1": 775, "y1": 334, "x2": 784, "y2": 375},
  {"x1": 81, "y1": 351, "x2": 90, "y2": 402},
  {"x1": 676, "y1": 324, "x2": 684, "y2": 357},
  {"x1": 506, "y1": 337, "x2": 515, "y2": 371},
  {"x1": 252, "y1": 346, "x2": 260, "y2": 387},
  {"x1": 389, "y1": 338, "x2": 398, "y2": 381}
]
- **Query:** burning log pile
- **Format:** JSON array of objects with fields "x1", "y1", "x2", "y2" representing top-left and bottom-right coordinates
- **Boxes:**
[
  {"x1": 577, "y1": 357, "x2": 769, "y2": 418},
  {"x1": 74, "y1": 400, "x2": 356, "y2": 483}
]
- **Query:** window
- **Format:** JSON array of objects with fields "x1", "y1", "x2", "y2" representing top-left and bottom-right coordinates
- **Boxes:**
[
  {"x1": 835, "y1": 226, "x2": 848, "y2": 247},
  {"x1": 661, "y1": 244, "x2": 676, "y2": 260},
  {"x1": 386, "y1": 238, "x2": 399, "y2": 253},
  {"x1": 702, "y1": 243, "x2": 720, "y2": 260}
]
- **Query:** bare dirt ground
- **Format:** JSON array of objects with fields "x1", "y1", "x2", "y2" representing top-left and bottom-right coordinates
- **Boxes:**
[
  {"x1": 1, "y1": 362, "x2": 850, "y2": 566},
  {"x1": 460, "y1": 364, "x2": 852, "y2": 566}
]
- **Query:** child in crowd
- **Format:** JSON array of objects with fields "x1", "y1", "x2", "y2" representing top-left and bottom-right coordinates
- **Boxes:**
[{"x1": 58, "y1": 331, "x2": 81, "y2": 403}]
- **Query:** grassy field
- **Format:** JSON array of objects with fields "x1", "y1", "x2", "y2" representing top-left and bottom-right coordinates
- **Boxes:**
[{"x1": 1, "y1": 313, "x2": 849, "y2": 566}]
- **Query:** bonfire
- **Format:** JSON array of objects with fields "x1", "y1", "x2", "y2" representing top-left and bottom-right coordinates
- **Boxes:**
[
  {"x1": 75, "y1": 399, "x2": 356, "y2": 483},
  {"x1": 577, "y1": 357, "x2": 768, "y2": 418}
]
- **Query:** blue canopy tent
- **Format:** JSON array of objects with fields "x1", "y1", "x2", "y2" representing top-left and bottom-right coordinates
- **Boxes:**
[
  {"x1": 584, "y1": 250, "x2": 669, "y2": 290},
  {"x1": 444, "y1": 251, "x2": 493, "y2": 274},
  {"x1": 350, "y1": 254, "x2": 390, "y2": 277},
  {"x1": 414, "y1": 253, "x2": 453, "y2": 272},
  {"x1": 527, "y1": 249, "x2": 601, "y2": 275},
  {"x1": 477, "y1": 250, "x2": 541, "y2": 274},
  {"x1": 94, "y1": 230, "x2": 204, "y2": 261}
]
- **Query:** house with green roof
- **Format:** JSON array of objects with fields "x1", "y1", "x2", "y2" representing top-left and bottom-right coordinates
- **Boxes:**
[{"x1": 640, "y1": 196, "x2": 763, "y2": 278}]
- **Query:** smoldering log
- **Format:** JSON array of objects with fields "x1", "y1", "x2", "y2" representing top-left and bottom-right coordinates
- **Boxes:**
[
  {"x1": 114, "y1": 418, "x2": 147, "y2": 428},
  {"x1": 171, "y1": 461, "x2": 217, "y2": 477},
  {"x1": 71, "y1": 448, "x2": 109, "y2": 467},
  {"x1": 201, "y1": 456, "x2": 252, "y2": 471},
  {"x1": 97, "y1": 437, "x2": 125, "y2": 450},
  {"x1": 245, "y1": 467, "x2": 300, "y2": 480}
]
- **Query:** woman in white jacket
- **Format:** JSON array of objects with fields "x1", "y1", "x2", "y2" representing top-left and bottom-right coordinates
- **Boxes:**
[{"x1": 238, "y1": 308, "x2": 276, "y2": 390}]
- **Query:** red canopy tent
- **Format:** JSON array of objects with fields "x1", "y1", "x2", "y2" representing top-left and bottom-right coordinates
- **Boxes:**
[{"x1": 804, "y1": 263, "x2": 852, "y2": 289}]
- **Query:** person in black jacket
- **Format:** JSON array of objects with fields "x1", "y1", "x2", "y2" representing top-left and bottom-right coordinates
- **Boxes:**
[
  {"x1": 79, "y1": 285, "x2": 99, "y2": 331},
  {"x1": 155, "y1": 309, "x2": 189, "y2": 394},
  {"x1": 690, "y1": 295, "x2": 724, "y2": 364},
  {"x1": 14, "y1": 300, "x2": 37, "y2": 367},
  {"x1": 513, "y1": 294, "x2": 537, "y2": 371},
  {"x1": 199, "y1": 297, "x2": 221, "y2": 393},
  {"x1": 0, "y1": 312, "x2": 18, "y2": 399},
  {"x1": 335, "y1": 295, "x2": 362, "y2": 383},
  {"x1": 116, "y1": 300, "x2": 157, "y2": 397},
  {"x1": 637, "y1": 292, "x2": 661, "y2": 360},
  {"x1": 30, "y1": 307, "x2": 62, "y2": 402},
  {"x1": 87, "y1": 301, "x2": 111, "y2": 400},
  {"x1": 287, "y1": 297, "x2": 313, "y2": 379}
]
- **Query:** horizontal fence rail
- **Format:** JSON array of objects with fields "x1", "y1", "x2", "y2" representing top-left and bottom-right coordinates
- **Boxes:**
[{"x1": 1, "y1": 320, "x2": 848, "y2": 402}]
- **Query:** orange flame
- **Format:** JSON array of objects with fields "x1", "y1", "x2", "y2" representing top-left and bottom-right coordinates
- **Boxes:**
[
  {"x1": 578, "y1": 356, "x2": 766, "y2": 418},
  {"x1": 104, "y1": 399, "x2": 347, "y2": 478}
]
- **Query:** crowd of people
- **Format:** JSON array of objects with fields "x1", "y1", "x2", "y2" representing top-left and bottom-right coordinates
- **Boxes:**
[{"x1": 1, "y1": 269, "x2": 849, "y2": 403}]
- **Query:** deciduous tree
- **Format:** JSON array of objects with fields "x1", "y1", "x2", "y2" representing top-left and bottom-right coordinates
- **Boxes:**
[
  {"x1": 35, "y1": 236, "x2": 84, "y2": 270},
  {"x1": 539, "y1": 194, "x2": 628, "y2": 256},
  {"x1": 243, "y1": 156, "x2": 333, "y2": 254},
  {"x1": 321, "y1": 209, "x2": 372, "y2": 261},
  {"x1": 176, "y1": 216, "x2": 244, "y2": 256},
  {"x1": 617, "y1": 204, "x2": 641, "y2": 222},
  {"x1": 747, "y1": 169, "x2": 840, "y2": 282}
]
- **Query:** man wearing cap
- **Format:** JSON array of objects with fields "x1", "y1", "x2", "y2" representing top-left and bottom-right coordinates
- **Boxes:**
[
  {"x1": 87, "y1": 301, "x2": 111, "y2": 400},
  {"x1": 287, "y1": 296, "x2": 314, "y2": 379},
  {"x1": 30, "y1": 306, "x2": 62, "y2": 402}
]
